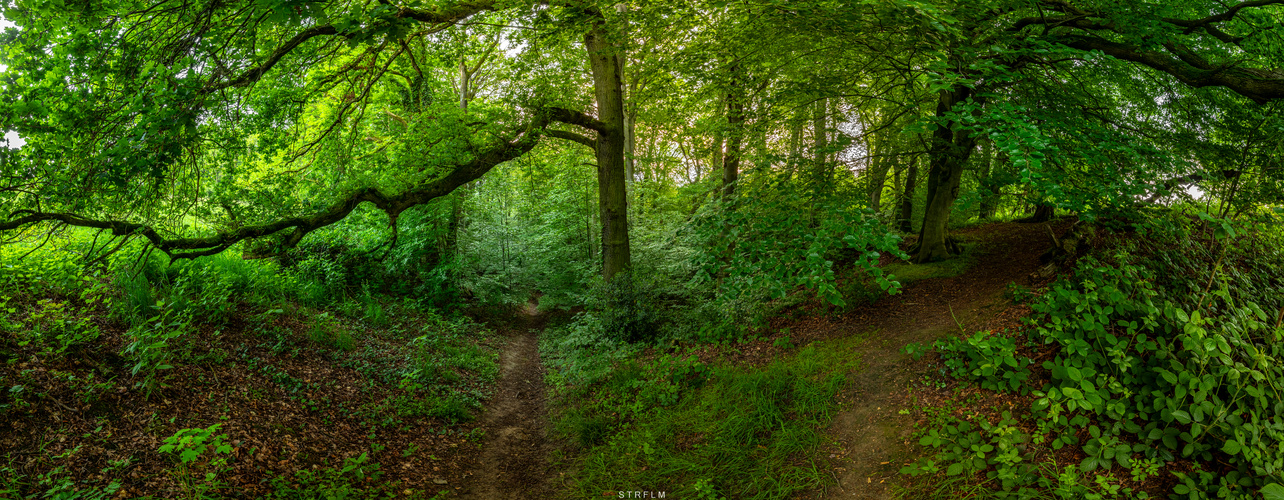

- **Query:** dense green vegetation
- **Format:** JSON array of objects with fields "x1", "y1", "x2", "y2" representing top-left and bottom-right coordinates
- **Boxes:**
[
  {"x1": 904, "y1": 214, "x2": 1284, "y2": 499},
  {"x1": 2, "y1": 0, "x2": 1283, "y2": 498}
]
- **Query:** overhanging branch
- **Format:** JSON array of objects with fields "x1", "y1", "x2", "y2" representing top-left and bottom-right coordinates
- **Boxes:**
[
  {"x1": 2, "y1": 113, "x2": 555, "y2": 261},
  {"x1": 1057, "y1": 35, "x2": 1284, "y2": 103},
  {"x1": 545, "y1": 129, "x2": 596, "y2": 149},
  {"x1": 549, "y1": 106, "x2": 608, "y2": 133},
  {"x1": 204, "y1": 1, "x2": 496, "y2": 93}
]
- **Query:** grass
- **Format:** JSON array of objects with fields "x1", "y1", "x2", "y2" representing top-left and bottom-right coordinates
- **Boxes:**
[
  {"x1": 548, "y1": 327, "x2": 866, "y2": 499},
  {"x1": 836, "y1": 236, "x2": 981, "y2": 309}
]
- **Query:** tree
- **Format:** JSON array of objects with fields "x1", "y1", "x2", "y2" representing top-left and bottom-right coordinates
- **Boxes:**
[
  {"x1": 896, "y1": 0, "x2": 1284, "y2": 262},
  {"x1": 0, "y1": 0, "x2": 639, "y2": 280}
]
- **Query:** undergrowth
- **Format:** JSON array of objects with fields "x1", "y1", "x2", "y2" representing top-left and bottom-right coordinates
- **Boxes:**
[
  {"x1": 0, "y1": 231, "x2": 497, "y2": 498},
  {"x1": 542, "y1": 315, "x2": 864, "y2": 499},
  {"x1": 899, "y1": 211, "x2": 1284, "y2": 499}
]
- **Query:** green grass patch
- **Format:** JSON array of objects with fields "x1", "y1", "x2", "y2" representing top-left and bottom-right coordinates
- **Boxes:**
[
  {"x1": 881, "y1": 250, "x2": 977, "y2": 285},
  {"x1": 549, "y1": 327, "x2": 864, "y2": 499},
  {"x1": 837, "y1": 244, "x2": 978, "y2": 309}
]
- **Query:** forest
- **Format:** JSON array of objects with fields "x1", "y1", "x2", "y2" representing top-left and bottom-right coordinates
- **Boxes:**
[{"x1": 1, "y1": 0, "x2": 1283, "y2": 498}]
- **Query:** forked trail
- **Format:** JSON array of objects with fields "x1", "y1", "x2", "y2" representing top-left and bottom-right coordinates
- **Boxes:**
[{"x1": 458, "y1": 223, "x2": 1062, "y2": 499}]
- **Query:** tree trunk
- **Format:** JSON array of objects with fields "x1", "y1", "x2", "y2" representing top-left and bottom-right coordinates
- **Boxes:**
[
  {"x1": 898, "y1": 156, "x2": 918, "y2": 233},
  {"x1": 812, "y1": 98, "x2": 830, "y2": 198},
  {"x1": 1018, "y1": 203, "x2": 1055, "y2": 223},
  {"x1": 867, "y1": 128, "x2": 892, "y2": 212},
  {"x1": 586, "y1": 27, "x2": 631, "y2": 280},
  {"x1": 624, "y1": 109, "x2": 636, "y2": 183},
  {"x1": 444, "y1": 59, "x2": 473, "y2": 260},
  {"x1": 912, "y1": 87, "x2": 982, "y2": 263},
  {"x1": 786, "y1": 114, "x2": 803, "y2": 178},
  {"x1": 711, "y1": 96, "x2": 724, "y2": 184},
  {"x1": 723, "y1": 63, "x2": 744, "y2": 200},
  {"x1": 458, "y1": 59, "x2": 470, "y2": 112},
  {"x1": 975, "y1": 137, "x2": 995, "y2": 220}
]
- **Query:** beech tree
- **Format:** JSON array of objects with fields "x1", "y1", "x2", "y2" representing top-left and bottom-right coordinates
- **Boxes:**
[
  {"x1": 0, "y1": 0, "x2": 640, "y2": 278},
  {"x1": 902, "y1": 0, "x2": 1284, "y2": 262}
]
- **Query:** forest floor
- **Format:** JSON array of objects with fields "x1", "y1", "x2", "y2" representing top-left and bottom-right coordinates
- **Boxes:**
[
  {"x1": 620, "y1": 221, "x2": 1068, "y2": 499},
  {"x1": 655, "y1": 221, "x2": 1066, "y2": 498},
  {"x1": 0, "y1": 221, "x2": 1066, "y2": 499}
]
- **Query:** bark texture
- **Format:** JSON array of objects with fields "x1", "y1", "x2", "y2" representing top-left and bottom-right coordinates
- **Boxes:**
[
  {"x1": 912, "y1": 87, "x2": 981, "y2": 263},
  {"x1": 585, "y1": 27, "x2": 631, "y2": 280}
]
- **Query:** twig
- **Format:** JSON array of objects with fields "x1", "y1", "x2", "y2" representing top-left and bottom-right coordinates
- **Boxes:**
[
  {"x1": 948, "y1": 303, "x2": 966, "y2": 334},
  {"x1": 1046, "y1": 224, "x2": 1060, "y2": 249}
]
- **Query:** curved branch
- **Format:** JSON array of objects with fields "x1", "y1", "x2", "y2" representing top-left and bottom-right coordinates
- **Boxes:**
[
  {"x1": 549, "y1": 106, "x2": 608, "y2": 133},
  {"x1": 396, "y1": 1, "x2": 498, "y2": 24},
  {"x1": 204, "y1": 1, "x2": 496, "y2": 93},
  {"x1": 1013, "y1": 1, "x2": 1284, "y2": 102},
  {"x1": 207, "y1": 25, "x2": 339, "y2": 91},
  {"x1": 545, "y1": 129, "x2": 597, "y2": 149},
  {"x1": 1160, "y1": 0, "x2": 1284, "y2": 30},
  {"x1": 2, "y1": 114, "x2": 555, "y2": 261},
  {"x1": 1057, "y1": 35, "x2": 1284, "y2": 103}
]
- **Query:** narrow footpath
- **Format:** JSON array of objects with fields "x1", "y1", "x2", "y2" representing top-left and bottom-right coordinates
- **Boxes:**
[
  {"x1": 461, "y1": 299, "x2": 554, "y2": 499},
  {"x1": 798, "y1": 222, "x2": 1068, "y2": 499}
]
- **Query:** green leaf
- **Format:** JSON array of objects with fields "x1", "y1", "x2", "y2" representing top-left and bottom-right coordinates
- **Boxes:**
[
  {"x1": 1222, "y1": 439, "x2": 1242, "y2": 455},
  {"x1": 1261, "y1": 483, "x2": 1284, "y2": 500}
]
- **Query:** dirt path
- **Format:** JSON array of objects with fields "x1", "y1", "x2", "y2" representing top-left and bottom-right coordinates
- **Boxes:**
[
  {"x1": 460, "y1": 300, "x2": 553, "y2": 499},
  {"x1": 797, "y1": 222, "x2": 1069, "y2": 499}
]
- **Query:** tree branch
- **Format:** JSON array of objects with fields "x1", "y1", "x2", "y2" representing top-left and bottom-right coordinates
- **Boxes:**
[
  {"x1": 545, "y1": 129, "x2": 597, "y2": 149},
  {"x1": 207, "y1": 25, "x2": 339, "y2": 91},
  {"x1": 2, "y1": 114, "x2": 553, "y2": 260},
  {"x1": 549, "y1": 106, "x2": 608, "y2": 133},
  {"x1": 1056, "y1": 35, "x2": 1284, "y2": 103},
  {"x1": 204, "y1": 1, "x2": 496, "y2": 93}
]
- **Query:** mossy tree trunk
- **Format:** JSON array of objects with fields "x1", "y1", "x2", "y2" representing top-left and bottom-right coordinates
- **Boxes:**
[{"x1": 910, "y1": 86, "x2": 982, "y2": 263}]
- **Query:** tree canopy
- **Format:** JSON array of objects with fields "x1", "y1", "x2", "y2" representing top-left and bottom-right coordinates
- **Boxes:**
[{"x1": 2, "y1": 0, "x2": 1282, "y2": 269}]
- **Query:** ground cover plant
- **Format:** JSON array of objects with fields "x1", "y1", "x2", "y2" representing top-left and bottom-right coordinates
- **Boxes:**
[
  {"x1": 898, "y1": 211, "x2": 1284, "y2": 499},
  {"x1": 0, "y1": 234, "x2": 500, "y2": 498},
  {"x1": 541, "y1": 313, "x2": 866, "y2": 499}
]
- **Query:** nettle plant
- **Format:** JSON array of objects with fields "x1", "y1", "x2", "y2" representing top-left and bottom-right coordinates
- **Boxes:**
[
  {"x1": 124, "y1": 300, "x2": 194, "y2": 399},
  {"x1": 158, "y1": 423, "x2": 233, "y2": 499}
]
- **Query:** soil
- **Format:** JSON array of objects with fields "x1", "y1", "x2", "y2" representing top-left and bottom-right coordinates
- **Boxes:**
[
  {"x1": 0, "y1": 300, "x2": 505, "y2": 498},
  {"x1": 459, "y1": 298, "x2": 554, "y2": 499}
]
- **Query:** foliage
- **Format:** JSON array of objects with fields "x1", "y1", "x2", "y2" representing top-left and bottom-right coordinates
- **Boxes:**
[
  {"x1": 123, "y1": 301, "x2": 193, "y2": 399},
  {"x1": 935, "y1": 331, "x2": 1031, "y2": 393},
  {"x1": 158, "y1": 424, "x2": 234, "y2": 499},
  {"x1": 692, "y1": 184, "x2": 906, "y2": 312},
  {"x1": 392, "y1": 312, "x2": 499, "y2": 423},
  {"x1": 266, "y1": 453, "x2": 386, "y2": 499},
  {"x1": 904, "y1": 213, "x2": 1284, "y2": 498}
]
